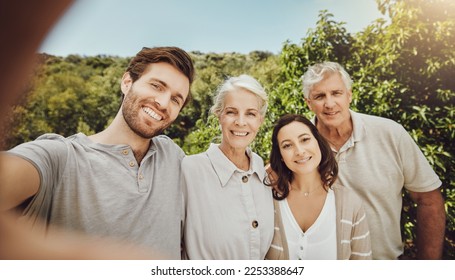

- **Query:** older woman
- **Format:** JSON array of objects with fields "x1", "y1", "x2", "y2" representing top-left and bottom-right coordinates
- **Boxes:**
[
  {"x1": 265, "y1": 114, "x2": 372, "y2": 260},
  {"x1": 182, "y1": 74, "x2": 273, "y2": 260}
]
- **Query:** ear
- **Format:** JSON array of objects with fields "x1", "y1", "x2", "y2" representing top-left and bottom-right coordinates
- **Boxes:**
[
  {"x1": 305, "y1": 97, "x2": 313, "y2": 111},
  {"x1": 348, "y1": 90, "x2": 353, "y2": 103},
  {"x1": 121, "y1": 72, "x2": 133, "y2": 94},
  {"x1": 260, "y1": 115, "x2": 265, "y2": 125}
]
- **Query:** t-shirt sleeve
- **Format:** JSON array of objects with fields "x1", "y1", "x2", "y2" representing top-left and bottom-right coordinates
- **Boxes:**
[
  {"x1": 7, "y1": 134, "x2": 68, "y2": 220},
  {"x1": 398, "y1": 126, "x2": 442, "y2": 192}
]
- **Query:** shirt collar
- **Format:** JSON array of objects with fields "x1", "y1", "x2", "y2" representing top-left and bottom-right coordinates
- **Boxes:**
[
  {"x1": 348, "y1": 110, "x2": 366, "y2": 143},
  {"x1": 206, "y1": 143, "x2": 265, "y2": 187},
  {"x1": 311, "y1": 109, "x2": 366, "y2": 144}
]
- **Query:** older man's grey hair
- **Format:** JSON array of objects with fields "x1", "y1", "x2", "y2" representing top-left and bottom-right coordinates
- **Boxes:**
[{"x1": 301, "y1": 62, "x2": 353, "y2": 99}]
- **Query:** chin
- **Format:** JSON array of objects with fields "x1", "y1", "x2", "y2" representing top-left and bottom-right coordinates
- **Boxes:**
[{"x1": 226, "y1": 142, "x2": 250, "y2": 150}]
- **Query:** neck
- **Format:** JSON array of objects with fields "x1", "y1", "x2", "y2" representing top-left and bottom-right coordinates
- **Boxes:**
[
  {"x1": 316, "y1": 118, "x2": 353, "y2": 151},
  {"x1": 291, "y1": 172, "x2": 324, "y2": 195},
  {"x1": 88, "y1": 112, "x2": 152, "y2": 163},
  {"x1": 218, "y1": 143, "x2": 250, "y2": 171}
]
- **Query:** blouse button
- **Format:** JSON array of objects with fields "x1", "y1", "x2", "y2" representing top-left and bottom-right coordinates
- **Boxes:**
[
  {"x1": 242, "y1": 176, "x2": 248, "y2": 183},
  {"x1": 252, "y1": 220, "x2": 259, "y2": 228},
  {"x1": 122, "y1": 149, "x2": 129, "y2": 155},
  {"x1": 129, "y1": 161, "x2": 135, "y2": 167}
]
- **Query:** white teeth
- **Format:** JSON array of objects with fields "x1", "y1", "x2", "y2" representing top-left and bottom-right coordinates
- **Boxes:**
[
  {"x1": 296, "y1": 157, "x2": 311, "y2": 163},
  {"x1": 142, "y1": 107, "x2": 162, "y2": 121},
  {"x1": 233, "y1": 131, "x2": 248, "y2": 136}
]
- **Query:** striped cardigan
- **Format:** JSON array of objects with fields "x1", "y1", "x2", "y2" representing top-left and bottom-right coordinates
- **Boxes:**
[{"x1": 265, "y1": 185, "x2": 372, "y2": 260}]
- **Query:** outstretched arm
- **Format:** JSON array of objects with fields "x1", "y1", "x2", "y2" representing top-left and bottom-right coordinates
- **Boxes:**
[
  {"x1": 0, "y1": 154, "x2": 40, "y2": 211},
  {"x1": 1, "y1": 0, "x2": 74, "y2": 212},
  {"x1": 408, "y1": 188, "x2": 446, "y2": 259},
  {"x1": 0, "y1": 212, "x2": 158, "y2": 259}
]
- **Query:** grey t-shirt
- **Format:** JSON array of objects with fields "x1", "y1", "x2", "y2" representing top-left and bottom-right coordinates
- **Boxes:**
[{"x1": 8, "y1": 132, "x2": 184, "y2": 259}]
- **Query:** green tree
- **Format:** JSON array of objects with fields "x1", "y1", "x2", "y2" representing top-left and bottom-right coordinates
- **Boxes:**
[{"x1": 352, "y1": 0, "x2": 454, "y2": 258}]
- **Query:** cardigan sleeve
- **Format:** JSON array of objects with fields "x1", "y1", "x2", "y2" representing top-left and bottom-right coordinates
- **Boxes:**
[
  {"x1": 349, "y1": 201, "x2": 373, "y2": 260},
  {"x1": 334, "y1": 185, "x2": 372, "y2": 260},
  {"x1": 265, "y1": 199, "x2": 288, "y2": 260}
]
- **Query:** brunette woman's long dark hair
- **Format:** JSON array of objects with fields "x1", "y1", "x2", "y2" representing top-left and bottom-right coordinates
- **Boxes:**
[{"x1": 265, "y1": 114, "x2": 338, "y2": 200}]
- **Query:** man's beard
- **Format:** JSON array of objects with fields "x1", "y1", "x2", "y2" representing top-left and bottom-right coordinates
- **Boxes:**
[{"x1": 121, "y1": 90, "x2": 169, "y2": 139}]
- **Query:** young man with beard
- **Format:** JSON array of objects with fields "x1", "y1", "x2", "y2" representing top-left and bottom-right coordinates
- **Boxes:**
[{"x1": 0, "y1": 46, "x2": 195, "y2": 259}]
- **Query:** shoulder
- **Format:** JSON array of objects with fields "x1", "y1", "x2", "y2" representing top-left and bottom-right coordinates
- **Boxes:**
[
  {"x1": 181, "y1": 152, "x2": 213, "y2": 180},
  {"x1": 36, "y1": 132, "x2": 93, "y2": 147},
  {"x1": 182, "y1": 151, "x2": 208, "y2": 167},
  {"x1": 249, "y1": 150, "x2": 265, "y2": 169},
  {"x1": 152, "y1": 135, "x2": 185, "y2": 157},
  {"x1": 353, "y1": 112, "x2": 409, "y2": 144},
  {"x1": 332, "y1": 184, "x2": 363, "y2": 209},
  {"x1": 9, "y1": 133, "x2": 70, "y2": 154},
  {"x1": 152, "y1": 134, "x2": 178, "y2": 146},
  {"x1": 36, "y1": 133, "x2": 67, "y2": 141},
  {"x1": 355, "y1": 111, "x2": 405, "y2": 132},
  {"x1": 251, "y1": 151, "x2": 264, "y2": 164},
  {"x1": 7, "y1": 133, "x2": 72, "y2": 173}
]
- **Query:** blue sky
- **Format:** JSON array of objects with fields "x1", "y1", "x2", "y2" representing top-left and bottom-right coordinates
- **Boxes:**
[{"x1": 39, "y1": 0, "x2": 386, "y2": 57}]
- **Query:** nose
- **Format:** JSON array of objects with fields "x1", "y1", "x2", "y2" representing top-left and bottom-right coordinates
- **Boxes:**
[
  {"x1": 154, "y1": 90, "x2": 171, "y2": 110},
  {"x1": 324, "y1": 95, "x2": 335, "y2": 108},
  {"x1": 295, "y1": 144, "x2": 305, "y2": 156},
  {"x1": 235, "y1": 115, "x2": 246, "y2": 126}
]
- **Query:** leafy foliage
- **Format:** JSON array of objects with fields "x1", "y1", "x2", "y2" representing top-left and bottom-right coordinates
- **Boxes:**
[{"x1": 1, "y1": 0, "x2": 453, "y2": 259}]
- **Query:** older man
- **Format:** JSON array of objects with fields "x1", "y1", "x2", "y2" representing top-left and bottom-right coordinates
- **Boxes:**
[{"x1": 302, "y1": 61, "x2": 445, "y2": 259}]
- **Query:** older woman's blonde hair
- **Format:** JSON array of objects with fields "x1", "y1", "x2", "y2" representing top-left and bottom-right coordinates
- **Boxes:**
[{"x1": 210, "y1": 74, "x2": 268, "y2": 117}]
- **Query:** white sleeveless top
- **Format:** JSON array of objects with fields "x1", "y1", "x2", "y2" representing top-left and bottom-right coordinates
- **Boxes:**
[{"x1": 279, "y1": 188, "x2": 337, "y2": 260}]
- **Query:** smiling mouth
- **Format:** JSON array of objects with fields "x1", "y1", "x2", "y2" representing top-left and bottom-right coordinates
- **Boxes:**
[
  {"x1": 295, "y1": 156, "x2": 311, "y2": 163},
  {"x1": 232, "y1": 131, "x2": 249, "y2": 136},
  {"x1": 142, "y1": 106, "x2": 163, "y2": 121}
]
